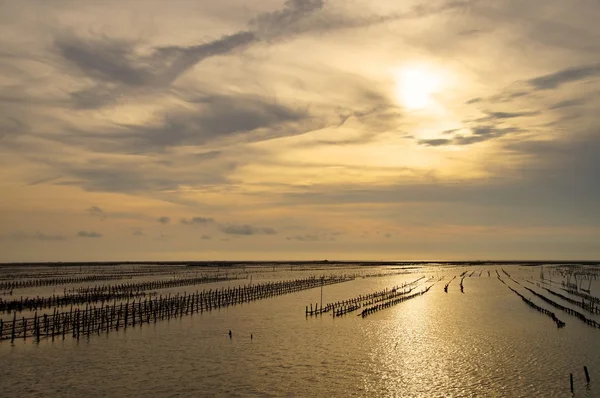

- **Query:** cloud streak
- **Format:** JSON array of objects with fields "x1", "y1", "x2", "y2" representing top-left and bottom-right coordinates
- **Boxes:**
[
  {"x1": 77, "y1": 231, "x2": 103, "y2": 238},
  {"x1": 157, "y1": 216, "x2": 171, "y2": 225},
  {"x1": 181, "y1": 217, "x2": 215, "y2": 226},
  {"x1": 9, "y1": 232, "x2": 68, "y2": 242},
  {"x1": 527, "y1": 63, "x2": 600, "y2": 90},
  {"x1": 219, "y1": 224, "x2": 277, "y2": 236},
  {"x1": 418, "y1": 125, "x2": 520, "y2": 147}
]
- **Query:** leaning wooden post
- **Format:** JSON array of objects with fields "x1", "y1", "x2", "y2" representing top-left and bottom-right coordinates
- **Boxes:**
[{"x1": 584, "y1": 366, "x2": 591, "y2": 384}]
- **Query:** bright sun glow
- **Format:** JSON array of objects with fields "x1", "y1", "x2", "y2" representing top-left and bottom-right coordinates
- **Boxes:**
[{"x1": 396, "y1": 67, "x2": 442, "y2": 110}]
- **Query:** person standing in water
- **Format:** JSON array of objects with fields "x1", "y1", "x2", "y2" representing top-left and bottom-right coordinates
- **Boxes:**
[{"x1": 228, "y1": 330, "x2": 232, "y2": 339}]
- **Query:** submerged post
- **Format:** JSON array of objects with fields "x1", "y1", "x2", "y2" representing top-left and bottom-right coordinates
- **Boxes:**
[
  {"x1": 320, "y1": 276, "x2": 324, "y2": 310},
  {"x1": 10, "y1": 312, "x2": 16, "y2": 343},
  {"x1": 570, "y1": 373, "x2": 574, "y2": 393}
]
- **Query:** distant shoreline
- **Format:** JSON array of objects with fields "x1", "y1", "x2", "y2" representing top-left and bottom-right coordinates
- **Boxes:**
[{"x1": 0, "y1": 260, "x2": 598, "y2": 267}]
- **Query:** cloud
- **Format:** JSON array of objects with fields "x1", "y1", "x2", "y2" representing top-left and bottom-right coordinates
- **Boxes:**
[
  {"x1": 26, "y1": 175, "x2": 62, "y2": 186},
  {"x1": 87, "y1": 205, "x2": 106, "y2": 220},
  {"x1": 10, "y1": 231, "x2": 68, "y2": 242},
  {"x1": 148, "y1": 31, "x2": 258, "y2": 87},
  {"x1": 83, "y1": 205, "x2": 151, "y2": 222},
  {"x1": 201, "y1": 235, "x2": 212, "y2": 240},
  {"x1": 194, "y1": 151, "x2": 222, "y2": 161},
  {"x1": 418, "y1": 138, "x2": 452, "y2": 147},
  {"x1": 157, "y1": 216, "x2": 171, "y2": 225},
  {"x1": 50, "y1": 0, "x2": 333, "y2": 111},
  {"x1": 464, "y1": 89, "x2": 530, "y2": 107},
  {"x1": 466, "y1": 63, "x2": 600, "y2": 109},
  {"x1": 181, "y1": 217, "x2": 215, "y2": 225},
  {"x1": 286, "y1": 234, "x2": 320, "y2": 241},
  {"x1": 155, "y1": 233, "x2": 171, "y2": 241},
  {"x1": 77, "y1": 231, "x2": 103, "y2": 238},
  {"x1": 219, "y1": 224, "x2": 277, "y2": 235},
  {"x1": 132, "y1": 229, "x2": 145, "y2": 237},
  {"x1": 484, "y1": 111, "x2": 539, "y2": 120},
  {"x1": 418, "y1": 125, "x2": 520, "y2": 147},
  {"x1": 250, "y1": 0, "x2": 324, "y2": 39},
  {"x1": 249, "y1": 0, "x2": 471, "y2": 40},
  {"x1": 53, "y1": 160, "x2": 183, "y2": 194},
  {"x1": 279, "y1": 130, "x2": 600, "y2": 230},
  {"x1": 55, "y1": 31, "x2": 256, "y2": 94},
  {"x1": 113, "y1": 93, "x2": 309, "y2": 152},
  {"x1": 549, "y1": 98, "x2": 585, "y2": 110},
  {"x1": 40, "y1": 0, "x2": 411, "y2": 114},
  {"x1": 55, "y1": 35, "x2": 151, "y2": 87},
  {"x1": 527, "y1": 63, "x2": 600, "y2": 90},
  {"x1": 43, "y1": 90, "x2": 318, "y2": 155},
  {"x1": 35, "y1": 149, "x2": 242, "y2": 200}
]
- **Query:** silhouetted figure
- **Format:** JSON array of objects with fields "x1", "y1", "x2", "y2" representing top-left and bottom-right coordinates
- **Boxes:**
[
  {"x1": 228, "y1": 330, "x2": 232, "y2": 339},
  {"x1": 251, "y1": 334, "x2": 253, "y2": 340}
]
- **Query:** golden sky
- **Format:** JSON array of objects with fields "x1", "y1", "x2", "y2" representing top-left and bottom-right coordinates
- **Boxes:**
[{"x1": 1, "y1": 0, "x2": 600, "y2": 261}]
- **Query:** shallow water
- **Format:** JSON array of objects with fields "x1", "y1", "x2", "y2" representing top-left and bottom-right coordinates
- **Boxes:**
[{"x1": 1, "y1": 264, "x2": 599, "y2": 397}]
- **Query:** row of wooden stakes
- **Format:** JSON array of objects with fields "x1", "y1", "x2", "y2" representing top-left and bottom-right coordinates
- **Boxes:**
[
  {"x1": 0, "y1": 290, "x2": 157, "y2": 313},
  {"x1": 305, "y1": 276, "x2": 426, "y2": 317},
  {"x1": 66, "y1": 274, "x2": 239, "y2": 295},
  {"x1": 0, "y1": 275, "x2": 353, "y2": 343},
  {"x1": 0, "y1": 274, "x2": 130, "y2": 291}
]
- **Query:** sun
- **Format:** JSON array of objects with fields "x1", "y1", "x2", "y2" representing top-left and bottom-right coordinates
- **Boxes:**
[{"x1": 395, "y1": 67, "x2": 442, "y2": 110}]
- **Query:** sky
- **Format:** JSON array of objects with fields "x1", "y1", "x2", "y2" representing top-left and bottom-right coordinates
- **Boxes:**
[{"x1": 1, "y1": 0, "x2": 599, "y2": 262}]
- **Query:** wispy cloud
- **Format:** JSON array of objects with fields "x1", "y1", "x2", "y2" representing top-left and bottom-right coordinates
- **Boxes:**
[
  {"x1": 219, "y1": 224, "x2": 277, "y2": 236},
  {"x1": 10, "y1": 232, "x2": 68, "y2": 242},
  {"x1": 418, "y1": 125, "x2": 520, "y2": 147},
  {"x1": 286, "y1": 234, "x2": 320, "y2": 241},
  {"x1": 87, "y1": 205, "x2": 106, "y2": 220},
  {"x1": 181, "y1": 217, "x2": 215, "y2": 226},
  {"x1": 157, "y1": 216, "x2": 171, "y2": 225},
  {"x1": 527, "y1": 64, "x2": 600, "y2": 90},
  {"x1": 77, "y1": 231, "x2": 103, "y2": 238}
]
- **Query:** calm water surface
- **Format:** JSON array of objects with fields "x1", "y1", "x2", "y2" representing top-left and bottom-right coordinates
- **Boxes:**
[{"x1": 1, "y1": 265, "x2": 599, "y2": 397}]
